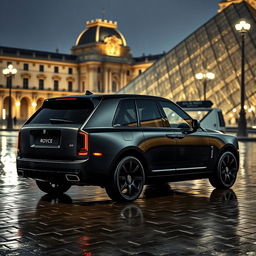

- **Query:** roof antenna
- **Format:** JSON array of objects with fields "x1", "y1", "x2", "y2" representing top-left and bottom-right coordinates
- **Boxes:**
[{"x1": 85, "y1": 90, "x2": 93, "y2": 95}]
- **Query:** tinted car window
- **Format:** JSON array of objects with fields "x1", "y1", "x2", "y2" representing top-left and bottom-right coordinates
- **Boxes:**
[
  {"x1": 113, "y1": 100, "x2": 137, "y2": 127},
  {"x1": 29, "y1": 99, "x2": 94, "y2": 124},
  {"x1": 137, "y1": 100, "x2": 164, "y2": 127},
  {"x1": 160, "y1": 101, "x2": 192, "y2": 128}
]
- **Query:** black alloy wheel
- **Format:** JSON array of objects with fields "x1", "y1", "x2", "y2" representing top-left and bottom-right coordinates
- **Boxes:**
[
  {"x1": 106, "y1": 156, "x2": 145, "y2": 202},
  {"x1": 36, "y1": 180, "x2": 71, "y2": 195},
  {"x1": 209, "y1": 151, "x2": 238, "y2": 189}
]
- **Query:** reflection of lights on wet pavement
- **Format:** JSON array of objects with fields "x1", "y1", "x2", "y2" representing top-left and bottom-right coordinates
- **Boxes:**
[
  {"x1": 1, "y1": 131, "x2": 256, "y2": 255},
  {"x1": 0, "y1": 132, "x2": 19, "y2": 187},
  {"x1": 80, "y1": 237, "x2": 92, "y2": 256}
]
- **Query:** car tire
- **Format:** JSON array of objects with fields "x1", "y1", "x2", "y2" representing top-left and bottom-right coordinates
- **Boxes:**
[
  {"x1": 36, "y1": 180, "x2": 71, "y2": 195},
  {"x1": 105, "y1": 156, "x2": 145, "y2": 202},
  {"x1": 209, "y1": 151, "x2": 238, "y2": 189}
]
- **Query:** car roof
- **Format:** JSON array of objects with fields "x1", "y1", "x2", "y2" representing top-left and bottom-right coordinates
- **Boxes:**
[{"x1": 47, "y1": 94, "x2": 169, "y2": 101}]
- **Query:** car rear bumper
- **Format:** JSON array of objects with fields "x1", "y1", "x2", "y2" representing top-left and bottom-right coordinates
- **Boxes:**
[{"x1": 16, "y1": 157, "x2": 90, "y2": 184}]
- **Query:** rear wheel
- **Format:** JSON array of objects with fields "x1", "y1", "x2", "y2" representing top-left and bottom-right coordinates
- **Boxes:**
[
  {"x1": 105, "y1": 156, "x2": 145, "y2": 202},
  {"x1": 209, "y1": 151, "x2": 238, "y2": 189},
  {"x1": 36, "y1": 180, "x2": 71, "y2": 195}
]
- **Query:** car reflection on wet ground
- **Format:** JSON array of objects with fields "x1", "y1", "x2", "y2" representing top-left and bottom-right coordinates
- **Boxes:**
[{"x1": 0, "y1": 132, "x2": 256, "y2": 256}]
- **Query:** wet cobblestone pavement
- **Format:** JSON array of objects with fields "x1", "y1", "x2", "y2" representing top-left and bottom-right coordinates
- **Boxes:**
[{"x1": 1, "y1": 132, "x2": 256, "y2": 255}]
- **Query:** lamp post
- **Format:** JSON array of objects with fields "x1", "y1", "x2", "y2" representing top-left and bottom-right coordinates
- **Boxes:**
[
  {"x1": 235, "y1": 20, "x2": 251, "y2": 137},
  {"x1": 2, "y1": 64, "x2": 17, "y2": 130},
  {"x1": 195, "y1": 71, "x2": 215, "y2": 101}
]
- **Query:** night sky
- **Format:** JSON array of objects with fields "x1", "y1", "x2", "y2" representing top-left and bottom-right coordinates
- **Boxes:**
[{"x1": 0, "y1": 0, "x2": 220, "y2": 57}]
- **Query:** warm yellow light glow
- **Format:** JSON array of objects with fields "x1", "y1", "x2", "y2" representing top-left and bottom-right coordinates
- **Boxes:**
[
  {"x1": 104, "y1": 35, "x2": 122, "y2": 56},
  {"x1": 2, "y1": 64, "x2": 17, "y2": 76},
  {"x1": 16, "y1": 102, "x2": 20, "y2": 107},
  {"x1": 196, "y1": 71, "x2": 215, "y2": 80},
  {"x1": 232, "y1": 108, "x2": 237, "y2": 112},
  {"x1": 235, "y1": 20, "x2": 251, "y2": 33},
  {"x1": 2, "y1": 109, "x2": 6, "y2": 120},
  {"x1": 32, "y1": 102, "x2": 37, "y2": 107},
  {"x1": 206, "y1": 72, "x2": 215, "y2": 80},
  {"x1": 229, "y1": 113, "x2": 233, "y2": 117},
  {"x1": 195, "y1": 73, "x2": 204, "y2": 80},
  {"x1": 244, "y1": 105, "x2": 248, "y2": 110}
]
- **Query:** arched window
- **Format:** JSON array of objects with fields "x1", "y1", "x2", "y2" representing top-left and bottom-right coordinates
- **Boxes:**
[
  {"x1": 20, "y1": 98, "x2": 29, "y2": 120},
  {"x1": 112, "y1": 81, "x2": 117, "y2": 92}
]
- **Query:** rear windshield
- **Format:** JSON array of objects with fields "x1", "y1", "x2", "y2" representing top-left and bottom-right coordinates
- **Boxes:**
[{"x1": 29, "y1": 99, "x2": 96, "y2": 124}]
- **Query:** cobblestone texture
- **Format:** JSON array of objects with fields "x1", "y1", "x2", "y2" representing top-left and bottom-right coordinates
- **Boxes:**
[{"x1": 1, "y1": 132, "x2": 256, "y2": 255}]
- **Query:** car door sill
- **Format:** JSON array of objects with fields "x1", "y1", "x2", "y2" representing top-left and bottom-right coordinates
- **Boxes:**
[{"x1": 152, "y1": 166, "x2": 207, "y2": 173}]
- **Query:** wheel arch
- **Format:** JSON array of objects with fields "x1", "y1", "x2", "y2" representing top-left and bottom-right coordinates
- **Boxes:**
[
  {"x1": 108, "y1": 147, "x2": 150, "y2": 177},
  {"x1": 219, "y1": 144, "x2": 239, "y2": 166}
]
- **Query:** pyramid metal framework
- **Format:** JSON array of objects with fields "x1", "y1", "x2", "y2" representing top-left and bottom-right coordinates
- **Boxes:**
[{"x1": 118, "y1": 2, "x2": 256, "y2": 126}]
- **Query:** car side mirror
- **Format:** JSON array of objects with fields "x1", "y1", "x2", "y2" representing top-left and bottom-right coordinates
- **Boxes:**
[{"x1": 192, "y1": 119, "x2": 200, "y2": 131}]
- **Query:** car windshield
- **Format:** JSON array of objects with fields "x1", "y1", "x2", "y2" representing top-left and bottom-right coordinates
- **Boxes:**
[{"x1": 29, "y1": 99, "x2": 95, "y2": 125}]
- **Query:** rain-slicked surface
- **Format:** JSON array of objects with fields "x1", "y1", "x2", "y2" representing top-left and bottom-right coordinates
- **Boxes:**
[{"x1": 1, "y1": 131, "x2": 256, "y2": 256}]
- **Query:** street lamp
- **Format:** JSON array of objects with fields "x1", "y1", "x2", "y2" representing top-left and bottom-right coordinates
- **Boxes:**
[
  {"x1": 235, "y1": 20, "x2": 251, "y2": 137},
  {"x1": 2, "y1": 64, "x2": 17, "y2": 130},
  {"x1": 195, "y1": 71, "x2": 215, "y2": 101}
]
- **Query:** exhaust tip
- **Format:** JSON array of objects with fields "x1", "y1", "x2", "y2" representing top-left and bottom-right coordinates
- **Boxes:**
[{"x1": 65, "y1": 174, "x2": 80, "y2": 182}]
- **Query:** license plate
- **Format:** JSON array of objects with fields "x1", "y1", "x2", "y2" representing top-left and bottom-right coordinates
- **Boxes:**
[
  {"x1": 31, "y1": 130, "x2": 60, "y2": 147},
  {"x1": 35, "y1": 136, "x2": 59, "y2": 146}
]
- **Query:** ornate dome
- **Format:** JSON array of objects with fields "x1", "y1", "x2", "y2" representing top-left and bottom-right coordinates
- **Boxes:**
[{"x1": 75, "y1": 19, "x2": 127, "y2": 47}]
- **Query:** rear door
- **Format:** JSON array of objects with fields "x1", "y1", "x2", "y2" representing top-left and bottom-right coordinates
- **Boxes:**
[{"x1": 136, "y1": 99, "x2": 179, "y2": 172}]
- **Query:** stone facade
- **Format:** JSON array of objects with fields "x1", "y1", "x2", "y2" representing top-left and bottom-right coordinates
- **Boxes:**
[{"x1": 0, "y1": 19, "x2": 161, "y2": 125}]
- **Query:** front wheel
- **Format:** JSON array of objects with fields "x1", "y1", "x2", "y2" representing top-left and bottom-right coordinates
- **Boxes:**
[
  {"x1": 209, "y1": 151, "x2": 238, "y2": 189},
  {"x1": 36, "y1": 180, "x2": 71, "y2": 195},
  {"x1": 105, "y1": 156, "x2": 145, "y2": 202}
]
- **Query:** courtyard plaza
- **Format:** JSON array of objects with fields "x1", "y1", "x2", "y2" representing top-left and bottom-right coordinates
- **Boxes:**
[{"x1": 0, "y1": 131, "x2": 256, "y2": 255}]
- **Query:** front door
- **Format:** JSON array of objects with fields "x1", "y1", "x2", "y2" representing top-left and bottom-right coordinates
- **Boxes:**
[{"x1": 159, "y1": 100, "x2": 210, "y2": 171}]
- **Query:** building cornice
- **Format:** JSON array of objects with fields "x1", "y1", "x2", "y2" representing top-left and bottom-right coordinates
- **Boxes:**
[{"x1": 0, "y1": 56, "x2": 78, "y2": 67}]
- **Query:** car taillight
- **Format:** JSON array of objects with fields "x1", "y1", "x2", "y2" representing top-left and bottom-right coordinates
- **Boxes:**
[{"x1": 78, "y1": 131, "x2": 88, "y2": 156}]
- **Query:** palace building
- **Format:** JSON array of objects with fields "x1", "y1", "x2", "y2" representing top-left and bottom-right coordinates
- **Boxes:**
[
  {"x1": 0, "y1": 19, "x2": 162, "y2": 125},
  {"x1": 118, "y1": 0, "x2": 256, "y2": 126}
]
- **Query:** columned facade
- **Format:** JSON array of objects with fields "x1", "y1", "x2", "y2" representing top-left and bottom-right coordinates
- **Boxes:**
[{"x1": 0, "y1": 19, "x2": 161, "y2": 127}]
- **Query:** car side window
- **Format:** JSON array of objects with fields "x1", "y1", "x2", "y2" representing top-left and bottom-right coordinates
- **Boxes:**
[
  {"x1": 136, "y1": 100, "x2": 164, "y2": 127},
  {"x1": 160, "y1": 101, "x2": 192, "y2": 129},
  {"x1": 113, "y1": 100, "x2": 138, "y2": 127}
]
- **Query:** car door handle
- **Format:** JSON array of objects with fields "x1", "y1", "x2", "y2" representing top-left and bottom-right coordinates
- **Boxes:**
[{"x1": 166, "y1": 134, "x2": 185, "y2": 139}]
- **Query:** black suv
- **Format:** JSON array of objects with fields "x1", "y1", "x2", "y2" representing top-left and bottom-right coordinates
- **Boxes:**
[{"x1": 17, "y1": 94, "x2": 239, "y2": 201}]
